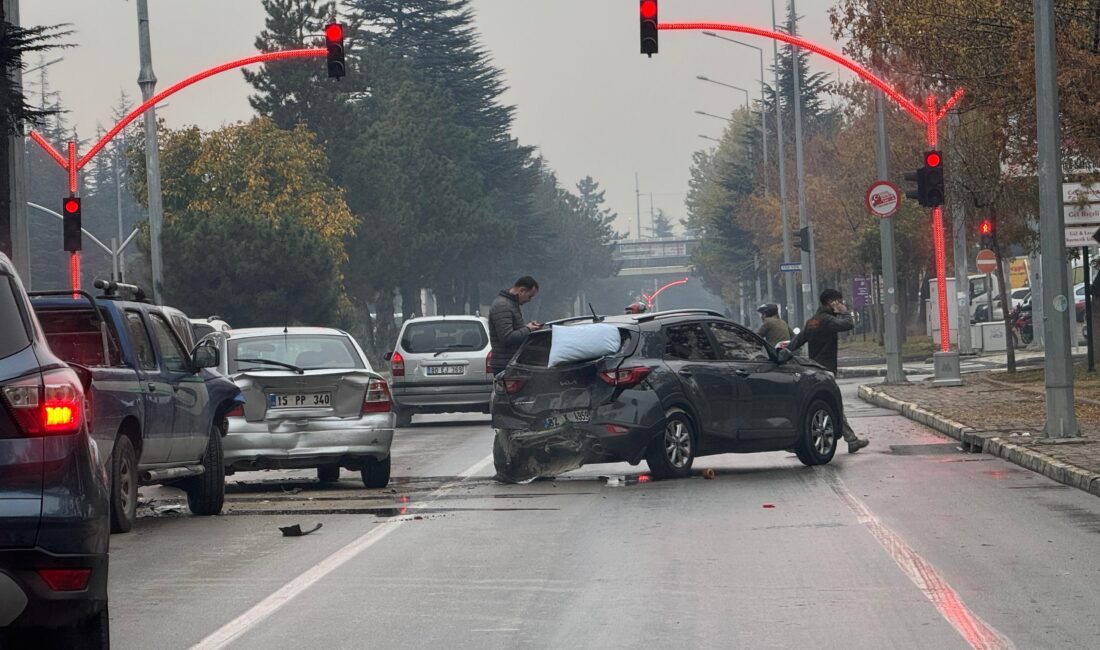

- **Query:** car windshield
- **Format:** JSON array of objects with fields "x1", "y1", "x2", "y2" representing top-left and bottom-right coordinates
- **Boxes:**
[
  {"x1": 400, "y1": 321, "x2": 487, "y2": 354},
  {"x1": 228, "y1": 334, "x2": 364, "y2": 373}
]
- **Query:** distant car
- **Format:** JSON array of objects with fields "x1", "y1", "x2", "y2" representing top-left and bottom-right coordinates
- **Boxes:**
[
  {"x1": 1075, "y1": 283, "x2": 1087, "y2": 322},
  {"x1": 491, "y1": 310, "x2": 845, "y2": 483},
  {"x1": 387, "y1": 316, "x2": 493, "y2": 427},
  {"x1": 0, "y1": 253, "x2": 110, "y2": 648},
  {"x1": 972, "y1": 288, "x2": 1030, "y2": 323},
  {"x1": 207, "y1": 327, "x2": 394, "y2": 487},
  {"x1": 190, "y1": 316, "x2": 231, "y2": 342}
]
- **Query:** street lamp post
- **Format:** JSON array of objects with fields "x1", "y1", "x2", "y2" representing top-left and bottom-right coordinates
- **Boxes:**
[
  {"x1": 702, "y1": 32, "x2": 769, "y2": 196},
  {"x1": 136, "y1": 0, "x2": 165, "y2": 304},
  {"x1": 698, "y1": 134, "x2": 722, "y2": 144},
  {"x1": 696, "y1": 75, "x2": 750, "y2": 109},
  {"x1": 694, "y1": 109, "x2": 734, "y2": 123}
]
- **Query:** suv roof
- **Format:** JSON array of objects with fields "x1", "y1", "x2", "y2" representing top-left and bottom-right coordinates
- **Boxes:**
[{"x1": 546, "y1": 309, "x2": 725, "y2": 328}]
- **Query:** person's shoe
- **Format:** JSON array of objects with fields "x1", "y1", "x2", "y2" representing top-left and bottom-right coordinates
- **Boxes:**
[{"x1": 847, "y1": 438, "x2": 869, "y2": 454}]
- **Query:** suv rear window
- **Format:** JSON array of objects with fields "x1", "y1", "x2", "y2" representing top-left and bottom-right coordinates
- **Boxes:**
[
  {"x1": 0, "y1": 276, "x2": 31, "y2": 360},
  {"x1": 400, "y1": 321, "x2": 488, "y2": 354},
  {"x1": 514, "y1": 327, "x2": 635, "y2": 368}
]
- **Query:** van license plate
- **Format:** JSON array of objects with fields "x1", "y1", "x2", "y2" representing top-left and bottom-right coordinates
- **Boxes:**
[
  {"x1": 426, "y1": 366, "x2": 464, "y2": 376},
  {"x1": 269, "y1": 392, "x2": 331, "y2": 409}
]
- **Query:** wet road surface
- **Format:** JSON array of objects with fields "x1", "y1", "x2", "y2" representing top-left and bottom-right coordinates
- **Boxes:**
[{"x1": 108, "y1": 380, "x2": 1100, "y2": 649}]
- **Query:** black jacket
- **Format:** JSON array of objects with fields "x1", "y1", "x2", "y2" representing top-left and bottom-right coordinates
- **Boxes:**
[
  {"x1": 488, "y1": 290, "x2": 529, "y2": 371},
  {"x1": 788, "y1": 306, "x2": 853, "y2": 374}
]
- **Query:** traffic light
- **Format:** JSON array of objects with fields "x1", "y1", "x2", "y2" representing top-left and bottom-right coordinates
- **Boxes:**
[
  {"x1": 62, "y1": 197, "x2": 81, "y2": 252},
  {"x1": 903, "y1": 151, "x2": 945, "y2": 208},
  {"x1": 639, "y1": 1, "x2": 658, "y2": 57},
  {"x1": 978, "y1": 219, "x2": 994, "y2": 249},
  {"x1": 325, "y1": 23, "x2": 345, "y2": 79},
  {"x1": 792, "y1": 227, "x2": 810, "y2": 253},
  {"x1": 924, "y1": 150, "x2": 944, "y2": 207}
]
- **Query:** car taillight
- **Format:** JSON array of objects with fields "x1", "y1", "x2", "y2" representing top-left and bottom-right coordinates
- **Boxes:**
[
  {"x1": 227, "y1": 404, "x2": 245, "y2": 418},
  {"x1": 502, "y1": 377, "x2": 527, "y2": 395},
  {"x1": 598, "y1": 367, "x2": 651, "y2": 388},
  {"x1": 485, "y1": 352, "x2": 492, "y2": 375},
  {"x1": 37, "y1": 568, "x2": 91, "y2": 591},
  {"x1": 391, "y1": 351, "x2": 404, "y2": 377},
  {"x1": 1, "y1": 368, "x2": 85, "y2": 437},
  {"x1": 362, "y1": 378, "x2": 393, "y2": 414}
]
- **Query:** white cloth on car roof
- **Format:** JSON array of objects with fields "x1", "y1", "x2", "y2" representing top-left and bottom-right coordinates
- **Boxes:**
[{"x1": 547, "y1": 323, "x2": 621, "y2": 367}]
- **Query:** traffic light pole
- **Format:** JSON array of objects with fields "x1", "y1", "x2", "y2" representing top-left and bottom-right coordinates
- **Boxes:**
[
  {"x1": 136, "y1": 0, "x2": 165, "y2": 304},
  {"x1": 948, "y1": 111, "x2": 973, "y2": 356},
  {"x1": 790, "y1": 0, "x2": 817, "y2": 320},
  {"x1": 771, "y1": 1, "x2": 796, "y2": 326},
  {"x1": 1034, "y1": 0, "x2": 1079, "y2": 437},
  {"x1": 874, "y1": 90, "x2": 906, "y2": 384}
]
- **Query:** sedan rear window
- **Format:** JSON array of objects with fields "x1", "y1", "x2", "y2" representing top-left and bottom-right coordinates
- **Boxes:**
[
  {"x1": 229, "y1": 335, "x2": 365, "y2": 373},
  {"x1": 400, "y1": 321, "x2": 488, "y2": 354},
  {"x1": 0, "y1": 276, "x2": 31, "y2": 360}
]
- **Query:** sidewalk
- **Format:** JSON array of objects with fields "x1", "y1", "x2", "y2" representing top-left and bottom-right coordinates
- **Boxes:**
[
  {"x1": 838, "y1": 345, "x2": 1088, "y2": 378},
  {"x1": 859, "y1": 375, "x2": 1100, "y2": 497}
]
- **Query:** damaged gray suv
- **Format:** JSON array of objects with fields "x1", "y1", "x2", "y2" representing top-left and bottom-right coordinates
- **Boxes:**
[{"x1": 491, "y1": 310, "x2": 845, "y2": 483}]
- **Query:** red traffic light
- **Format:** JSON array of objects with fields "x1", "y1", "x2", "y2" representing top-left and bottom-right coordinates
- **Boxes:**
[
  {"x1": 325, "y1": 23, "x2": 343, "y2": 42},
  {"x1": 925, "y1": 151, "x2": 942, "y2": 168},
  {"x1": 640, "y1": 0, "x2": 658, "y2": 18},
  {"x1": 64, "y1": 199, "x2": 80, "y2": 214},
  {"x1": 979, "y1": 220, "x2": 993, "y2": 235}
]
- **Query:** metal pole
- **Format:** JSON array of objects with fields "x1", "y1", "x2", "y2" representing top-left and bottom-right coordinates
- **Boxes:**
[
  {"x1": 948, "y1": 112, "x2": 972, "y2": 355},
  {"x1": 759, "y1": 50, "x2": 768, "y2": 200},
  {"x1": 766, "y1": 258, "x2": 775, "y2": 303},
  {"x1": 111, "y1": 237, "x2": 119, "y2": 282},
  {"x1": 137, "y1": 0, "x2": 165, "y2": 304},
  {"x1": 789, "y1": 0, "x2": 815, "y2": 320},
  {"x1": 754, "y1": 254, "x2": 762, "y2": 304},
  {"x1": 875, "y1": 90, "x2": 906, "y2": 383},
  {"x1": 635, "y1": 173, "x2": 641, "y2": 239},
  {"x1": 986, "y1": 274, "x2": 993, "y2": 322},
  {"x1": 5, "y1": 0, "x2": 30, "y2": 281},
  {"x1": 114, "y1": 144, "x2": 125, "y2": 282},
  {"x1": 772, "y1": 0, "x2": 796, "y2": 326},
  {"x1": 1084, "y1": 246, "x2": 1094, "y2": 371},
  {"x1": 1034, "y1": 0, "x2": 1079, "y2": 437}
]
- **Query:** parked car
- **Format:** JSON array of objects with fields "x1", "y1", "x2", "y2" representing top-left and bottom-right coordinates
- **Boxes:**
[
  {"x1": 205, "y1": 327, "x2": 394, "y2": 487},
  {"x1": 30, "y1": 281, "x2": 241, "y2": 533},
  {"x1": 491, "y1": 310, "x2": 845, "y2": 483},
  {"x1": 971, "y1": 288, "x2": 1030, "y2": 323},
  {"x1": 0, "y1": 253, "x2": 110, "y2": 648},
  {"x1": 190, "y1": 315, "x2": 231, "y2": 342},
  {"x1": 387, "y1": 315, "x2": 493, "y2": 427}
]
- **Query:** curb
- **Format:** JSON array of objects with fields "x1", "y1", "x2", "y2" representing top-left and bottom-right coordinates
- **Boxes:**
[{"x1": 856, "y1": 384, "x2": 1100, "y2": 498}]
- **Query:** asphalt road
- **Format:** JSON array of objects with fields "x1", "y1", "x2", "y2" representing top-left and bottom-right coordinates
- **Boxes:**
[{"x1": 107, "y1": 379, "x2": 1100, "y2": 649}]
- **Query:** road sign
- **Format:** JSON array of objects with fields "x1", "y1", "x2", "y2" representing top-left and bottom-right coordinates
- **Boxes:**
[
  {"x1": 865, "y1": 180, "x2": 900, "y2": 218},
  {"x1": 780, "y1": 262, "x2": 802, "y2": 272},
  {"x1": 976, "y1": 249, "x2": 997, "y2": 274},
  {"x1": 1064, "y1": 203, "x2": 1100, "y2": 225},
  {"x1": 852, "y1": 277, "x2": 872, "y2": 308},
  {"x1": 1093, "y1": 227, "x2": 1100, "y2": 246},
  {"x1": 1062, "y1": 182, "x2": 1100, "y2": 205},
  {"x1": 1065, "y1": 226, "x2": 1100, "y2": 248}
]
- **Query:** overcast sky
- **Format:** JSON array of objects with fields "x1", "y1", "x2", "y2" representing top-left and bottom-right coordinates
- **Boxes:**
[{"x1": 24, "y1": 0, "x2": 846, "y2": 238}]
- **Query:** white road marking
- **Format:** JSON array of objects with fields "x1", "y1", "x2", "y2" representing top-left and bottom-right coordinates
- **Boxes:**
[
  {"x1": 192, "y1": 454, "x2": 494, "y2": 650},
  {"x1": 824, "y1": 470, "x2": 1015, "y2": 650}
]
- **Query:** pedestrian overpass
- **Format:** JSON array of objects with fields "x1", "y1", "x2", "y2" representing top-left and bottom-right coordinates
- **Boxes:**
[{"x1": 612, "y1": 237, "x2": 698, "y2": 277}]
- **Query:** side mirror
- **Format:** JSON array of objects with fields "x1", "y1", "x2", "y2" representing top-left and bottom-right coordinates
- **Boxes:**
[
  {"x1": 191, "y1": 342, "x2": 219, "y2": 371},
  {"x1": 383, "y1": 351, "x2": 393, "y2": 361},
  {"x1": 777, "y1": 348, "x2": 794, "y2": 364}
]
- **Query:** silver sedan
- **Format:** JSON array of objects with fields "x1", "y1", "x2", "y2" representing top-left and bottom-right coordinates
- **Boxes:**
[{"x1": 203, "y1": 327, "x2": 394, "y2": 488}]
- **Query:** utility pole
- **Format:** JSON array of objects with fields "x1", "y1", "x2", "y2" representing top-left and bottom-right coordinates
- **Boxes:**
[
  {"x1": 772, "y1": 0, "x2": 796, "y2": 325},
  {"x1": 1033, "y1": 0, "x2": 1079, "y2": 437},
  {"x1": 790, "y1": 0, "x2": 816, "y2": 319},
  {"x1": 634, "y1": 173, "x2": 642, "y2": 240},
  {"x1": 649, "y1": 193, "x2": 654, "y2": 238},
  {"x1": 137, "y1": 0, "x2": 165, "y2": 303},
  {"x1": 948, "y1": 112, "x2": 973, "y2": 355},
  {"x1": 875, "y1": 90, "x2": 906, "y2": 383},
  {"x1": 4, "y1": 0, "x2": 30, "y2": 280}
]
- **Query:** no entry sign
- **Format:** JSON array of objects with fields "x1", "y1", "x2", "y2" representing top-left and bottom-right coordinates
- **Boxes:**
[
  {"x1": 865, "y1": 180, "x2": 901, "y2": 218},
  {"x1": 976, "y1": 249, "x2": 997, "y2": 274}
]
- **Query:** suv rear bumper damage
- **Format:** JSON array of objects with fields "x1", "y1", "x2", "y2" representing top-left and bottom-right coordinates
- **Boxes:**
[{"x1": 224, "y1": 414, "x2": 394, "y2": 471}]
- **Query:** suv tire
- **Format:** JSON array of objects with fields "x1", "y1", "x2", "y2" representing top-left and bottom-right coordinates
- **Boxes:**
[
  {"x1": 646, "y1": 409, "x2": 696, "y2": 480},
  {"x1": 361, "y1": 456, "x2": 391, "y2": 488},
  {"x1": 317, "y1": 464, "x2": 341, "y2": 483},
  {"x1": 794, "y1": 399, "x2": 839, "y2": 466},
  {"x1": 109, "y1": 435, "x2": 138, "y2": 533},
  {"x1": 492, "y1": 431, "x2": 515, "y2": 482},
  {"x1": 184, "y1": 421, "x2": 225, "y2": 516}
]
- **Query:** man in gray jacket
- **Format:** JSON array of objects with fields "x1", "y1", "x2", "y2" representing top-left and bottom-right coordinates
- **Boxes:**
[{"x1": 488, "y1": 276, "x2": 541, "y2": 374}]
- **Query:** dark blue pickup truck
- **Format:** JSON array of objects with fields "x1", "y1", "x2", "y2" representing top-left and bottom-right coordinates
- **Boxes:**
[{"x1": 31, "y1": 281, "x2": 241, "y2": 533}]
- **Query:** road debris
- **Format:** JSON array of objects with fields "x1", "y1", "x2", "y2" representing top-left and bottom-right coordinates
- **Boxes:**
[{"x1": 279, "y1": 523, "x2": 323, "y2": 537}]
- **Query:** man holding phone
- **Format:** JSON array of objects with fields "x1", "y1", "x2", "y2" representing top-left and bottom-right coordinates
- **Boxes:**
[
  {"x1": 488, "y1": 276, "x2": 542, "y2": 375},
  {"x1": 788, "y1": 289, "x2": 870, "y2": 452}
]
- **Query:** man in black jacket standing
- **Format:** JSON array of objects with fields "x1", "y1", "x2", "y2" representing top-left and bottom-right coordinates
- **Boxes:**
[
  {"x1": 789, "y1": 289, "x2": 869, "y2": 453},
  {"x1": 488, "y1": 276, "x2": 541, "y2": 375}
]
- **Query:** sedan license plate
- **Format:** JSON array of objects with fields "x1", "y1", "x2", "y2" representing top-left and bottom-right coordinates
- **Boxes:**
[
  {"x1": 426, "y1": 366, "x2": 464, "y2": 376},
  {"x1": 269, "y1": 392, "x2": 332, "y2": 409},
  {"x1": 542, "y1": 410, "x2": 590, "y2": 429}
]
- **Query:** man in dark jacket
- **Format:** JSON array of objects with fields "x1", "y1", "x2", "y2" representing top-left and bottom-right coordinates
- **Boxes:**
[
  {"x1": 488, "y1": 276, "x2": 541, "y2": 374},
  {"x1": 755, "y1": 303, "x2": 792, "y2": 347},
  {"x1": 788, "y1": 289, "x2": 869, "y2": 452}
]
